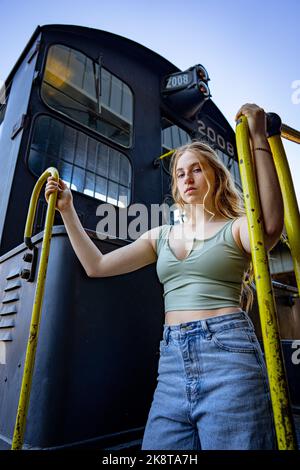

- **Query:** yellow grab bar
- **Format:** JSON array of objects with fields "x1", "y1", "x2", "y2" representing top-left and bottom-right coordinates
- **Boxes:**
[
  {"x1": 11, "y1": 167, "x2": 59, "y2": 450},
  {"x1": 267, "y1": 114, "x2": 300, "y2": 293},
  {"x1": 281, "y1": 123, "x2": 300, "y2": 145},
  {"x1": 235, "y1": 115, "x2": 297, "y2": 450}
]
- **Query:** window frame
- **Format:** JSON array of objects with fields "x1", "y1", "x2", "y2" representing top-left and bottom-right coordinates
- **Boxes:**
[
  {"x1": 25, "y1": 112, "x2": 133, "y2": 207},
  {"x1": 39, "y1": 42, "x2": 135, "y2": 149},
  {"x1": 160, "y1": 116, "x2": 192, "y2": 176}
]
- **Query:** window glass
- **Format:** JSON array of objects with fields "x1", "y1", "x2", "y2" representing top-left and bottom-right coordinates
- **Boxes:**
[
  {"x1": 41, "y1": 44, "x2": 133, "y2": 147},
  {"x1": 161, "y1": 118, "x2": 192, "y2": 176},
  {"x1": 161, "y1": 120, "x2": 191, "y2": 152},
  {"x1": 28, "y1": 115, "x2": 131, "y2": 207}
]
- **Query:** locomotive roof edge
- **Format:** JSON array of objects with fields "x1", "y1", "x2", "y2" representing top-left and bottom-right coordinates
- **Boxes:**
[{"x1": 2, "y1": 24, "x2": 180, "y2": 89}]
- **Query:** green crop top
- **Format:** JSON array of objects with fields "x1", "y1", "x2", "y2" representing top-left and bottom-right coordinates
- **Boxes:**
[{"x1": 156, "y1": 219, "x2": 251, "y2": 313}]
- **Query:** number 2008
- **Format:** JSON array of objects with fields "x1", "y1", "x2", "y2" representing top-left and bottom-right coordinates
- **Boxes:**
[
  {"x1": 166, "y1": 74, "x2": 189, "y2": 88},
  {"x1": 197, "y1": 119, "x2": 235, "y2": 157}
]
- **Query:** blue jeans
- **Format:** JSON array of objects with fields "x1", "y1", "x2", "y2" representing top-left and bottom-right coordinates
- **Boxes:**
[{"x1": 142, "y1": 311, "x2": 277, "y2": 450}]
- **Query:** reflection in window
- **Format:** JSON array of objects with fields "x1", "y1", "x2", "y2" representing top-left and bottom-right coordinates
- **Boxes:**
[
  {"x1": 161, "y1": 119, "x2": 191, "y2": 152},
  {"x1": 41, "y1": 44, "x2": 133, "y2": 147},
  {"x1": 161, "y1": 118, "x2": 191, "y2": 176},
  {"x1": 28, "y1": 115, "x2": 131, "y2": 207}
]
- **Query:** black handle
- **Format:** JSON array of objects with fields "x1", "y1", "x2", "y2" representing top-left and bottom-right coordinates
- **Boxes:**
[{"x1": 266, "y1": 112, "x2": 282, "y2": 137}]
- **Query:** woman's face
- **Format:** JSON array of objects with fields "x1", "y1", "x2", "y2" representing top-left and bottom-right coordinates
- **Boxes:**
[{"x1": 175, "y1": 150, "x2": 215, "y2": 205}]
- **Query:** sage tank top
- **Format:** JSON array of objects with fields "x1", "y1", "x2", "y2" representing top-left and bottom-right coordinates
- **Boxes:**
[{"x1": 156, "y1": 219, "x2": 250, "y2": 313}]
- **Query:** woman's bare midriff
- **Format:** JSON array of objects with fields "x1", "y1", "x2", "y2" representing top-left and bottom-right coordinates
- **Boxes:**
[{"x1": 165, "y1": 306, "x2": 243, "y2": 325}]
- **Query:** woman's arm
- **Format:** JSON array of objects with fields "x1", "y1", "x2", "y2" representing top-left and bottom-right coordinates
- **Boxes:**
[
  {"x1": 250, "y1": 135, "x2": 284, "y2": 234},
  {"x1": 45, "y1": 177, "x2": 159, "y2": 277},
  {"x1": 235, "y1": 103, "x2": 284, "y2": 253}
]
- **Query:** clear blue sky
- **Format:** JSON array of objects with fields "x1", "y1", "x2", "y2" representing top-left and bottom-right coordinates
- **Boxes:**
[{"x1": 1, "y1": 0, "x2": 299, "y2": 202}]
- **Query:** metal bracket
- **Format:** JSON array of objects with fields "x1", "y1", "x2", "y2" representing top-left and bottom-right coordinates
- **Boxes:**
[
  {"x1": 266, "y1": 112, "x2": 282, "y2": 138},
  {"x1": 20, "y1": 246, "x2": 38, "y2": 283}
]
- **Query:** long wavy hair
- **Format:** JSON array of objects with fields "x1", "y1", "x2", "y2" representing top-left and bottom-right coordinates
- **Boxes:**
[{"x1": 169, "y1": 141, "x2": 254, "y2": 313}]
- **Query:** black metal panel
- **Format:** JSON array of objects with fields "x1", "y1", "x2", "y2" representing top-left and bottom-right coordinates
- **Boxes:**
[{"x1": 0, "y1": 34, "x2": 41, "y2": 255}]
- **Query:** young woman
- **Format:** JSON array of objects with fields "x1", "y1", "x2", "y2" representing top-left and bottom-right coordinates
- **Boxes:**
[{"x1": 45, "y1": 103, "x2": 284, "y2": 450}]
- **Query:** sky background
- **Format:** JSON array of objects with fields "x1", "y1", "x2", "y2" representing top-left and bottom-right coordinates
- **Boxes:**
[{"x1": 1, "y1": 0, "x2": 299, "y2": 202}]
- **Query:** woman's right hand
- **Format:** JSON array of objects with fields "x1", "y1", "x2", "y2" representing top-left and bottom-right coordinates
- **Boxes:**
[{"x1": 45, "y1": 176, "x2": 73, "y2": 213}]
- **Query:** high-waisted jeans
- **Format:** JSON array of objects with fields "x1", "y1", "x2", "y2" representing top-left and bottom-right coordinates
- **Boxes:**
[{"x1": 141, "y1": 311, "x2": 277, "y2": 450}]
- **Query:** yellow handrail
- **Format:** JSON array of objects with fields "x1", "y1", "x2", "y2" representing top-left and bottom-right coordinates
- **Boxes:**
[
  {"x1": 267, "y1": 118, "x2": 300, "y2": 293},
  {"x1": 235, "y1": 116, "x2": 297, "y2": 450},
  {"x1": 158, "y1": 149, "x2": 175, "y2": 160},
  {"x1": 11, "y1": 167, "x2": 59, "y2": 450},
  {"x1": 281, "y1": 123, "x2": 300, "y2": 145}
]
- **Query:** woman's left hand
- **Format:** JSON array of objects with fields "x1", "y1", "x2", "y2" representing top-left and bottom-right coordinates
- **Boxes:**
[{"x1": 235, "y1": 103, "x2": 267, "y2": 142}]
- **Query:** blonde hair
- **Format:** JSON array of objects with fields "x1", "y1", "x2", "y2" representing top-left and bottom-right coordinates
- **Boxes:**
[{"x1": 170, "y1": 141, "x2": 254, "y2": 313}]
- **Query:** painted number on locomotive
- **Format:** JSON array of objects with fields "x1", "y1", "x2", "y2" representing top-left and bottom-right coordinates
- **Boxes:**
[
  {"x1": 197, "y1": 119, "x2": 235, "y2": 157},
  {"x1": 166, "y1": 73, "x2": 189, "y2": 89}
]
